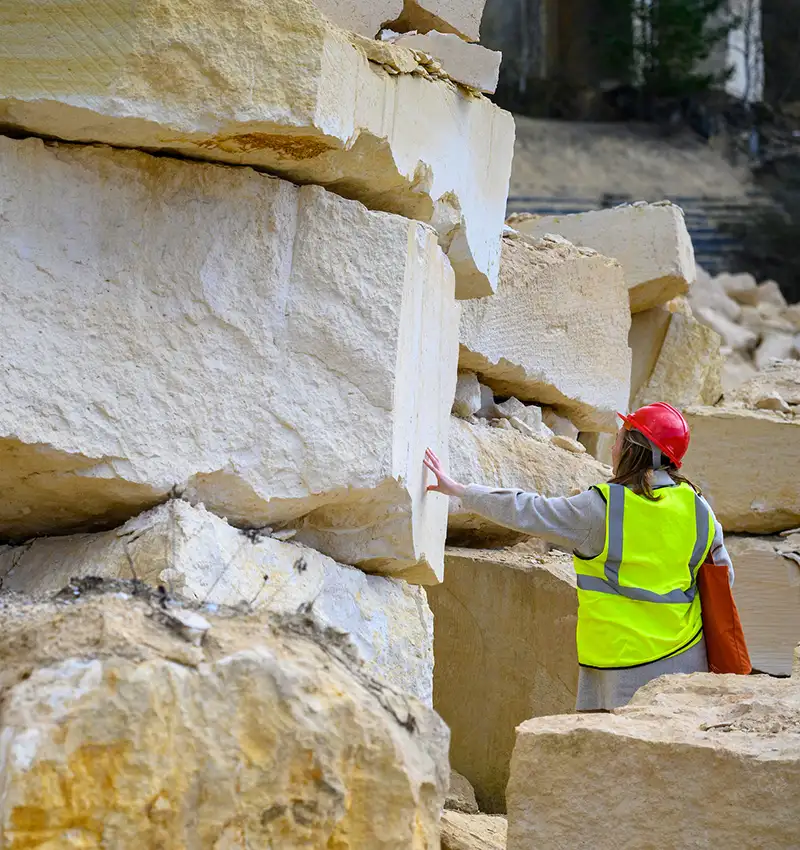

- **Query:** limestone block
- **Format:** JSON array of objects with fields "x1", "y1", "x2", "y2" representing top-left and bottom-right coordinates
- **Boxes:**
[
  {"x1": 313, "y1": 0, "x2": 402, "y2": 36},
  {"x1": 507, "y1": 674, "x2": 800, "y2": 849},
  {"x1": 453, "y1": 372, "x2": 483, "y2": 419},
  {"x1": 0, "y1": 137, "x2": 460, "y2": 584},
  {"x1": 727, "y1": 361, "x2": 800, "y2": 408},
  {"x1": 578, "y1": 432, "x2": 615, "y2": 467},
  {"x1": 392, "y1": 33, "x2": 501, "y2": 92},
  {"x1": 721, "y1": 351, "x2": 758, "y2": 395},
  {"x1": 391, "y1": 0, "x2": 485, "y2": 41},
  {"x1": 758, "y1": 279, "x2": 788, "y2": 309},
  {"x1": 694, "y1": 305, "x2": 757, "y2": 352},
  {"x1": 726, "y1": 536, "x2": 800, "y2": 676},
  {"x1": 755, "y1": 332, "x2": 796, "y2": 371},
  {"x1": 428, "y1": 547, "x2": 578, "y2": 812},
  {"x1": 541, "y1": 409, "x2": 579, "y2": 440},
  {"x1": 0, "y1": 501, "x2": 434, "y2": 703},
  {"x1": 446, "y1": 771, "x2": 479, "y2": 814},
  {"x1": 448, "y1": 418, "x2": 610, "y2": 546},
  {"x1": 719, "y1": 271, "x2": 759, "y2": 305},
  {"x1": 628, "y1": 306, "x2": 675, "y2": 404},
  {"x1": 508, "y1": 202, "x2": 695, "y2": 313},
  {"x1": 441, "y1": 812, "x2": 508, "y2": 850},
  {"x1": 0, "y1": 0, "x2": 515, "y2": 299},
  {"x1": 633, "y1": 310, "x2": 723, "y2": 410},
  {"x1": 0, "y1": 590, "x2": 449, "y2": 847},
  {"x1": 683, "y1": 407, "x2": 800, "y2": 533},
  {"x1": 459, "y1": 234, "x2": 631, "y2": 432},
  {"x1": 495, "y1": 398, "x2": 553, "y2": 438},
  {"x1": 691, "y1": 272, "x2": 743, "y2": 322}
]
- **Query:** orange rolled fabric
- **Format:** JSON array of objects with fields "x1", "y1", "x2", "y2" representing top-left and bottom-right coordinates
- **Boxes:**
[{"x1": 698, "y1": 560, "x2": 752, "y2": 675}]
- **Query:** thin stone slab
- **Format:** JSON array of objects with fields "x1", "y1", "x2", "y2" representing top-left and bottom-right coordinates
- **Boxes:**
[
  {"x1": 0, "y1": 136, "x2": 459, "y2": 584},
  {"x1": 0, "y1": 0, "x2": 515, "y2": 298}
]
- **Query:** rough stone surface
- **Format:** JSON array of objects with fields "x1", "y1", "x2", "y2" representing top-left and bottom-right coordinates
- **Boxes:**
[
  {"x1": 0, "y1": 137, "x2": 459, "y2": 584},
  {"x1": 507, "y1": 673, "x2": 800, "y2": 850},
  {"x1": 0, "y1": 588, "x2": 450, "y2": 848},
  {"x1": 0, "y1": 501, "x2": 435, "y2": 704},
  {"x1": 459, "y1": 234, "x2": 631, "y2": 432},
  {"x1": 445, "y1": 771, "x2": 479, "y2": 814},
  {"x1": 0, "y1": 0, "x2": 515, "y2": 299},
  {"x1": 495, "y1": 398, "x2": 552, "y2": 438},
  {"x1": 441, "y1": 812, "x2": 507, "y2": 850},
  {"x1": 721, "y1": 351, "x2": 759, "y2": 395},
  {"x1": 578, "y1": 432, "x2": 615, "y2": 467},
  {"x1": 453, "y1": 372, "x2": 483, "y2": 419},
  {"x1": 726, "y1": 536, "x2": 800, "y2": 676},
  {"x1": 758, "y1": 280, "x2": 788, "y2": 309},
  {"x1": 683, "y1": 407, "x2": 800, "y2": 533},
  {"x1": 392, "y1": 33, "x2": 501, "y2": 93},
  {"x1": 541, "y1": 409, "x2": 579, "y2": 440},
  {"x1": 719, "y1": 271, "x2": 759, "y2": 305},
  {"x1": 695, "y1": 306, "x2": 757, "y2": 352},
  {"x1": 314, "y1": 0, "x2": 402, "y2": 36},
  {"x1": 755, "y1": 332, "x2": 796, "y2": 371},
  {"x1": 632, "y1": 310, "x2": 723, "y2": 410},
  {"x1": 391, "y1": 0, "x2": 485, "y2": 41},
  {"x1": 628, "y1": 306, "x2": 673, "y2": 405},
  {"x1": 428, "y1": 546, "x2": 578, "y2": 813},
  {"x1": 448, "y1": 418, "x2": 610, "y2": 546},
  {"x1": 508, "y1": 203, "x2": 695, "y2": 313},
  {"x1": 727, "y1": 361, "x2": 800, "y2": 409}
]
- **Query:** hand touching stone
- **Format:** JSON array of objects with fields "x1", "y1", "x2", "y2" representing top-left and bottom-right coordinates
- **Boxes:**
[{"x1": 424, "y1": 448, "x2": 466, "y2": 498}]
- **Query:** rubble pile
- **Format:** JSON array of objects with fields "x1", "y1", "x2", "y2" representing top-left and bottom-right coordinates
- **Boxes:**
[{"x1": 0, "y1": 1, "x2": 797, "y2": 847}]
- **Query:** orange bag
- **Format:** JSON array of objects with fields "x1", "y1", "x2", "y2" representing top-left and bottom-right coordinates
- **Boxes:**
[{"x1": 698, "y1": 560, "x2": 752, "y2": 675}]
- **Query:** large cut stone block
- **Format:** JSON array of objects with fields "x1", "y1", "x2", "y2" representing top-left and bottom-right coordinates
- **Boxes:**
[
  {"x1": 0, "y1": 137, "x2": 459, "y2": 584},
  {"x1": 458, "y1": 234, "x2": 631, "y2": 432},
  {"x1": 448, "y1": 418, "x2": 610, "y2": 546},
  {"x1": 0, "y1": 589, "x2": 449, "y2": 847},
  {"x1": 630, "y1": 306, "x2": 723, "y2": 409},
  {"x1": 392, "y1": 33, "x2": 502, "y2": 93},
  {"x1": 428, "y1": 547, "x2": 578, "y2": 813},
  {"x1": 508, "y1": 202, "x2": 695, "y2": 313},
  {"x1": 392, "y1": 0, "x2": 486, "y2": 41},
  {"x1": 507, "y1": 673, "x2": 800, "y2": 849},
  {"x1": 0, "y1": 501, "x2": 434, "y2": 704},
  {"x1": 726, "y1": 536, "x2": 800, "y2": 677},
  {"x1": 683, "y1": 407, "x2": 800, "y2": 534},
  {"x1": 0, "y1": 0, "x2": 514, "y2": 298},
  {"x1": 313, "y1": 0, "x2": 402, "y2": 36}
]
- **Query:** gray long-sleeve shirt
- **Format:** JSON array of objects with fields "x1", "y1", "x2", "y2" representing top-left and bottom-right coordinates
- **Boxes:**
[{"x1": 462, "y1": 469, "x2": 734, "y2": 585}]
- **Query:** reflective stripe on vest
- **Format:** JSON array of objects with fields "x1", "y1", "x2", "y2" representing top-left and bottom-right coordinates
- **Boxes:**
[{"x1": 574, "y1": 482, "x2": 713, "y2": 669}]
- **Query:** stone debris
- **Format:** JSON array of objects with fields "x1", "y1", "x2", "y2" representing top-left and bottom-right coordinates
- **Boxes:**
[
  {"x1": 508, "y1": 202, "x2": 695, "y2": 313},
  {"x1": 446, "y1": 771, "x2": 480, "y2": 814},
  {"x1": 507, "y1": 672, "x2": 800, "y2": 849},
  {"x1": 726, "y1": 536, "x2": 800, "y2": 676},
  {"x1": 390, "y1": 32, "x2": 502, "y2": 93},
  {"x1": 754, "y1": 331, "x2": 796, "y2": 371},
  {"x1": 448, "y1": 418, "x2": 611, "y2": 546},
  {"x1": 453, "y1": 372, "x2": 484, "y2": 418},
  {"x1": 459, "y1": 233, "x2": 631, "y2": 432},
  {"x1": 550, "y1": 435, "x2": 586, "y2": 454},
  {"x1": 683, "y1": 407, "x2": 800, "y2": 534},
  {"x1": 495, "y1": 398, "x2": 554, "y2": 438},
  {"x1": 0, "y1": 501, "x2": 435, "y2": 704},
  {"x1": 441, "y1": 812, "x2": 508, "y2": 850},
  {"x1": 726, "y1": 360, "x2": 800, "y2": 409},
  {"x1": 0, "y1": 136, "x2": 459, "y2": 584},
  {"x1": 0, "y1": 0, "x2": 515, "y2": 299},
  {"x1": 428, "y1": 546, "x2": 578, "y2": 813},
  {"x1": 541, "y1": 408, "x2": 579, "y2": 440},
  {"x1": 0, "y1": 589, "x2": 449, "y2": 847}
]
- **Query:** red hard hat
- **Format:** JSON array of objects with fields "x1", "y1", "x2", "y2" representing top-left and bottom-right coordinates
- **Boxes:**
[{"x1": 617, "y1": 402, "x2": 690, "y2": 468}]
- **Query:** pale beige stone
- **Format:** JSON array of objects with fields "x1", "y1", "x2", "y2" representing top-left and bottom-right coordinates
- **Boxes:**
[
  {"x1": 391, "y1": 0, "x2": 485, "y2": 41},
  {"x1": 727, "y1": 360, "x2": 800, "y2": 408},
  {"x1": 633, "y1": 310, "x2": 723, "y2": 410},
  {"x1": 718, "y1": 271, "x2": 759, "y2": 305},
  {"x1": 448, "y1": 418, "x2": 610, "y2": 546},
  {"x1": 446, "y1": 771, "x2": 479, "y2": 815},
  {"x1": 694, "y1": 305, "x2": 757, "y2": 352},
  {"x1": 495, "y1": 398, "x2": 553, "y2": 438},
  {"x1": 683, "y1": 407, "x2": 800, "y2": 533},
  {"x1": 541, "y1": 408, "x2": 579, "y2": 440},
  {"x1": 754, "y1": 391, "x2": 791, "y2": 413},
  {"x1": 0, "y1": 0, "x2": 515, "y2": 299},
  {"x1": 0, "y1": 137, "x2": 459, "y2": 584},
  {"x1": 441, "y1": 812, "x2": 508, "y2": 850},
  {"x1": 0, "y1": 591, "x2": 449, "y2": 847},
  {"x1": 508, "y1": 202, "x2": 695, "y2": 313},
  {"x1": 691, "y1": 270, "x2": 743, "y2": 322},
  {"x1": 578, "y1": 432, "x2": 616, "y2": 466},
  {"x1": 428, "y1": 547, "x2": 578, "y2": 813},
  {"x1": 453, "y1": 372, "x2": 483, "y2": 419},
  {"x1": 550, "y1": 435, "x2": 586, "y2": 454},
  {"x1": 392, "y1": 32, "x2": 501, "y2": 92},
  {"x1": 721, "y1": 351, "x2": 758, "y2": 395},
  {"x1": 628, "y1": 306, "x2": 673, "y2": 405},
  {"x1": 755, "y1": 332, "x2": 796, "y2": 371},
  {"x1": 507, "y1": 674, "x2": 800, "y2": 850},
  {"x1": 726, "y1": 536, "x2": 800, "y2": 676},
  {"x1": 459, "y1": 234, "x2": 631, "y2": 432},
  {"x1": 313, "y1": 0, "x2": 402, "y2": 36},
  {"x1": 758, "y1": 279, "x2": 788, "y2": 309},
  {"x1": 0, "y1": 501, "x2": 435, "y2": 703}
]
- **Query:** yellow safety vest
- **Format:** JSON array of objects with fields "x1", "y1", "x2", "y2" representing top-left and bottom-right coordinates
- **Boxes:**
[{"x1": 574, "y1": 482, "x2": 714, "y2": 669}]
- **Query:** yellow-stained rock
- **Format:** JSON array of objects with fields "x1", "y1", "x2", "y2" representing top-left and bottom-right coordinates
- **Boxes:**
[
  {"x1": 427, "y1": 547, "x2": 578, "y2": 812},
  {"x1": 0, "y1": 0, "x2": 515, "y2": 298},
  {"x1": 0, "y1": 588, "x2": 449, "y2": 848}
]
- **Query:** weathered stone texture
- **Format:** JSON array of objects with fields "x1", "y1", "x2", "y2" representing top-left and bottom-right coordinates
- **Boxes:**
[
  {"x1": 0, "y1": 591, "x2": 449, "y2": 847},
  {"x1": 459, "y1": 234, "x2": 631, "y2": 432},
  {"x1": 508, "y1": 673, "x2": 800, "y2": 850},
  {"x1": 727, "y1": 360, "x2": 800, "y2": 409},
  {"x1": 392, "y1": 32, "x2": 501, "y2": 93},
  {"x1": 509, "y1": 202, "x2": 695, "y2": 312},
  {"x1": 441, "y1": 812, "x2": 508, "y2": 850},
  {"x1": 313, "y1": 0, "x2": 402, "y2": 36},
  {"x1": 0, "y1": 0, "x2": 514, "y2": 298},
  {"x1": 392, "y1": 0, "x2": 486, "y2": 41},
  {"x1": 448, "y1": 418, "x2": 610, "y2": 546},
  {"x1": 445, "y1": 771, "x2": 479, "y2": 815},
  {"x1": 428, "y1": 547, "x2": 578, "y2": 813},
  {"x1": 727, "y1": 536, "x2": 800, "y2": 677},
  {"x1": 683, "y1": 407, "x2": 800, "y2": 534},
  {"x1": 0, "y1": 137, "x2": 459, "y2": 584},
  {"x1": 0, "y1": 501, "x2": 435, "y2": 703}
]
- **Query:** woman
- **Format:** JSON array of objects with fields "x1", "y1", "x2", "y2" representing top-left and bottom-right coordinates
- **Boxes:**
[{"x1": 424, "y1": 402, "x2": 734, "y2": 712}]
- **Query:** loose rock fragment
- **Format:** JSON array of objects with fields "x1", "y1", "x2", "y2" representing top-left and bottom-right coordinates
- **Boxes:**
[
  {"x1": 441, "y1": 811, "x2": 508, "y2": 850},
  {"x1": 391, "y1": 32, "x2": 501, "y2": 92},
  {"x1": 453, "y1": 372, "x2": 483, "y2": 419}
]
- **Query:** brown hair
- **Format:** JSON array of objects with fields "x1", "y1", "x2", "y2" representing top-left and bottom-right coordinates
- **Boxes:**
[{"x1": 610, "y1": 429, "x2": 699, "y2": 501}]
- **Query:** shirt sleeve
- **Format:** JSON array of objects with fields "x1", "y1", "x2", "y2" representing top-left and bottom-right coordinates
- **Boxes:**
[
  {"x1": 460, "y1": 484, "x2": 607, "y2": 556},
  {"x1": 700, "y1": 494, "x2": 734, "y2": 586}
]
